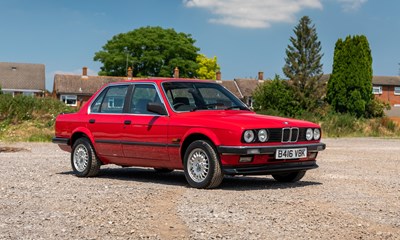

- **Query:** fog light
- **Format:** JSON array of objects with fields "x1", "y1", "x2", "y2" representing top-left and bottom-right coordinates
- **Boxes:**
[
  {"x1": 309, "y1": 153, "x2": 317, "y2": 159},
  {"x1": 247, "y1": 149, "x2": 260, "y2": 154},
  {"x1": 239, "y1": 156, "x2": 253, "y2": 163}
]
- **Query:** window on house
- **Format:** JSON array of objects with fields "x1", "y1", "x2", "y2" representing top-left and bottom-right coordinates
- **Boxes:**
[
  {"x1": 394, "y1": 87, "x2": 400, "y2": 95},
  {"x1": 372, "y1": 86, "x2": 382, "y2": 95},
  {"x1": 23, "y1": 92, "x2": 34, "y2": 97},
  {"x1": 61, "y1": 95, "x2": 78, "y2": 106}
]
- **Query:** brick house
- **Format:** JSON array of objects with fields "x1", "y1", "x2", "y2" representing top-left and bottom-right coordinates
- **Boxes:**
[
  {"x1": 52, "y1": 67, "x2": 130, "y2": 108},
  {"x1": 0, "y1": 62, "x2": 45, "y2": 96},
  {"x1": 372, "y1": 76, "x2": 400, "y2": 107}
]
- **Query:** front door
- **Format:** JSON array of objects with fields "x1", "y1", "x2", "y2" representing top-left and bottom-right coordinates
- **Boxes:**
[{"x1": 121, "y1": 84, "x2": 170, "y2": 167}]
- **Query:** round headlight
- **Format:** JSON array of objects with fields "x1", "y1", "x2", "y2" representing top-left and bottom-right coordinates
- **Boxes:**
[
  {"x1": 306, "y1": 128, "x2": 313, "y2": 141},
  {"x1": 313, "y1": 128, "x2": 321, "y2": 140},
  {"x1": 243, "y1": 130, "x2": 255, "y2": 143},
  {"x1": 258, "y1": 129, "x2": 268, "y2": 142}
]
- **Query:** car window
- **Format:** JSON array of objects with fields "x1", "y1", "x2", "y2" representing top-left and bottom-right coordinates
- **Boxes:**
[
  {"x1": 198, "y1": 87, "x2": 232, "y2": 107},
  {"x1": 90, "y1": 85, "x2": 128, "y2": 114},
  {"x1": 130, "y1": 84, "x2": 162, "y2": 114},
  {"x1": 162, "y1": 82, "x2": 248, "y2": 112}
]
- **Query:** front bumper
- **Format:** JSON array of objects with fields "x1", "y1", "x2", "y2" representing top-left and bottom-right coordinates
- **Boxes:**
[
  {"x1": 217, "y1": 142, "x2": 325, "y2": 175},
  {"x1": 217, "y1": 142, "x2": 326, "y2": 155},
  {"x1": 223, "y1": 160, "x2": 318, "y2": 175}
]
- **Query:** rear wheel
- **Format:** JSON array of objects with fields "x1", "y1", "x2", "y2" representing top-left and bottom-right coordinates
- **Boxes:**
[
  {"x1": 71, "y1": 138, "x2": 101, "y2": 177},
  {"x1": 183, "y1": 140, "x2": 224, "y2": 189},
  {"x1": 272, "y1": 171, "x2": 306, "y2": 182}
]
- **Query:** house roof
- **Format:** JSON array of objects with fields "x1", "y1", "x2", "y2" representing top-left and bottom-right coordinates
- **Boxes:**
[
  {"x1": 53, "y1": 74, "x2": 129, "y2": 95},
  {"x1": 219, "y1": 80, "x2": 242, "y2": 98},
  {"x1": 233, "y1": 79, "x2": 262, "y2": 97},
  {"x1": 0, "y1": 62, "x2": 45, "y2": 91},
  {"x1": 372, "y1": 76, "x2": 400, "y2": 86}
]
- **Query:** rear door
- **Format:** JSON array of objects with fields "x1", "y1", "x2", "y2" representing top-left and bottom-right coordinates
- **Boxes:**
[{"x1": 87, "y1": 84, "x2": 130, "y2": 158}]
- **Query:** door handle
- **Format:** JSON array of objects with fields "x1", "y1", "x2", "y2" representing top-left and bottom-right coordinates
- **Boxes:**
[
  {"x1": 89, "y1": 119, "x2": 95, "y2": 124},
  {"x1": 124, "y1": 120, "x2": 132, "y2": 125}
]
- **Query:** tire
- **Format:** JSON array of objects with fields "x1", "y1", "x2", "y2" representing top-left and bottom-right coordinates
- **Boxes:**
[
  {"x1": 71, "y1": 138, "x2": 101, "y2": 177},
  {"x1": 183, "y1": 140, "x2": 224, "y2": 189},
  {"x1": 154, "y1": 168, "x2": 174, "y2": 173},
  {"x1": 272, "y1": 171, "x2": 306, "y2": 182}
]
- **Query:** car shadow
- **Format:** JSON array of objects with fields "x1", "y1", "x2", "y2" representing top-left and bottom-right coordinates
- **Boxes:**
[{"x1": 58, "y1": 167, "x2": 322, "y2": 191}]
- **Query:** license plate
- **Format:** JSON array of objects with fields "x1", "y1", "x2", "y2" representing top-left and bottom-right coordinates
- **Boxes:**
[{"x1": 276, "y1": 148, "x2": 307, "y2": 159}]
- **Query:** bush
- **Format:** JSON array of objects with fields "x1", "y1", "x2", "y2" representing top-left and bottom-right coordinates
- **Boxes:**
[
  {"x1": 0, "y1": 94, "x2": 73, "y2": 124},
  {"x1": 253, "y1": 75, "x2": 303, "y2": 116},
  {"x1": 365, "y1": 98, "x2": 390, "y2": 118}
]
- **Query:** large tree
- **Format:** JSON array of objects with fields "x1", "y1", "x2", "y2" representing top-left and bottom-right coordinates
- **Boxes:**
[
  {"x1": 94, "y1": 26, "x2": 200, "y2": 78},
  {"x1": 283, "y1": 16, "x2": 324, "y2": 110},
  {"x1": 327, "y1": 35, "x2": 373, "y2": 117},
  {"x1": 195, "y1": 54, "x2": 220, "y2": 80}
]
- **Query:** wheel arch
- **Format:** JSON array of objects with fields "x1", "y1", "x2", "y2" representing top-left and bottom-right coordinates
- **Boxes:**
[
  {"x1": 70, "y1": 127, "x2": 95, "y2": 147},
  {"x1": 180, "y1": 128, "x2": 221, "y2": 163}
]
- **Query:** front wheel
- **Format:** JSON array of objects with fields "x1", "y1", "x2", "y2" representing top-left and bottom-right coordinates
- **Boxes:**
[
  {"x1": 183, "y1": 140, "x2": 224, "y2": 189},
  {"x1": 272, "y1": 171, "x2": 306, "y2": 182},
  {"x1": 71, "y1": 138, "x2": 101, "y2": 177}
]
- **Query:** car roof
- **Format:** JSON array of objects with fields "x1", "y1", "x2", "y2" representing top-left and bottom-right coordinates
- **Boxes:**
[{"x1": 108, "y1": 78, "x2": 216, "y2": 85}]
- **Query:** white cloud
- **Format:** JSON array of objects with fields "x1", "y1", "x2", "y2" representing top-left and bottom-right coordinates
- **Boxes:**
[
  {"x1": 337, "y1": 0, "x2": 367, "y2": 12},
  {"x1": 183, "y1": 0, "x2": 323, "y2": 29}
]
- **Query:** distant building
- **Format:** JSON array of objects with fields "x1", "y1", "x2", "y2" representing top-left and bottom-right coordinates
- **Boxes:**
[
  {"x1": 217, "y1": 72, "x2": 265, "y2": 108},
  {"x1": 372, "y1": 76, "x2": 400, "y2": 107},
  {"x1": 53, "y1": 67, "x2": 129, "y2": 108},
  {"x1": 0, "y1": 62, "x2": 45, "y2": 96}
]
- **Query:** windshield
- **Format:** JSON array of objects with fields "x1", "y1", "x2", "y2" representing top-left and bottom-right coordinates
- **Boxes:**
[{"x1": 162, "y1": 81, "x2": 250, "y2": 112}]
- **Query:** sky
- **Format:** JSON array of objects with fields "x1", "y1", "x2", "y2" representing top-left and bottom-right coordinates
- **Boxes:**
[{"x1": 0, "y1": 0, "x2": 399, "y2": 91}]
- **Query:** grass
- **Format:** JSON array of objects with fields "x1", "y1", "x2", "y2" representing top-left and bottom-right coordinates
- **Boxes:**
[
  {"x1": 0, "y1": 94, "x2": 74, "y2": 142},
  {"x1": 1, "y1": 94, "x2": 399, "y2": 142}
]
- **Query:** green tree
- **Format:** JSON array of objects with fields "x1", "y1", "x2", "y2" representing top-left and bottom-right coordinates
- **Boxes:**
[
  {"x1": 253, "y1": 75, "x2": 303, "y2": 116},
  {"x1": 283, "y1": 16, "x2": 324, "y2": 110},
  {"x1": 94, "y1": 26, "x2": 200, "y2": 78},
  {"x1": 195, "y1": 54, "x2": 220, "y2": 80},
  {"x1": 327, "y1": 35, "x2": 373, "y2": 117}
]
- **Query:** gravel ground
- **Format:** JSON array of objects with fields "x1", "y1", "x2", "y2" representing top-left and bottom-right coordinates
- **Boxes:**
[{"x1": 0, "y1": 138, "x2": 399, "y2": 240}]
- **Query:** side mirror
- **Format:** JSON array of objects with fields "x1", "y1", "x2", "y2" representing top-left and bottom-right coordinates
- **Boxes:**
[{"x1": 147, "y1": 102, "x2": 168, "y2": 115}]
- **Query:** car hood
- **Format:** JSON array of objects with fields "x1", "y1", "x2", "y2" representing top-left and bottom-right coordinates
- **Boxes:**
[{"x1": 173, "y1": 110, "x2": 320, "y2": 129}]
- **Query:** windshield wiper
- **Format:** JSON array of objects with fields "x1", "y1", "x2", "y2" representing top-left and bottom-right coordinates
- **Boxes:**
[
  {"x1": 224, "y1": 105, "x2": 251, "y2": 111},
  {"x1": 190, "y1": 103, "x2": 225, "y2": 112}
]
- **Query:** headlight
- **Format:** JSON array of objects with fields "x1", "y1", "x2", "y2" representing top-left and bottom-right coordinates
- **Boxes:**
[
  {"x1": 258, "y1": 129, "x2": 268, "y2": 142},
  {"x1": 306, "y1": 128, "x2": 313, "y2": 141},
  {"x1": 243, "y1": 130, "x2": 255, "y2": 143},
  {"x1": 313, "y1": 128, "x2": 321, "y2": 140}
]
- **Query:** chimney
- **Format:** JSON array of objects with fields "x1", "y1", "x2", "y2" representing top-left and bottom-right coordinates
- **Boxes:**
[
  {"x1": 216, "y1": 71, "x2": 221, "y2": 81},
  {"x1": 173, "y1": 67, "x2": 179, "y2": 78},
  {"x1": 82, "y1": 66, "x2": 88, "y2": 79},
  {"x1": 127, "y1": 66, "x2": 133, "y2": 79},
  {"x1": 258, "y1": 71, "x2": 264, "y2": 80}
]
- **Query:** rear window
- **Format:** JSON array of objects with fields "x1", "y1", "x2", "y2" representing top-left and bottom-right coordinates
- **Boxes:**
[{"x1": 90, "y1": 85, "x2": 128, "y2": 114}]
